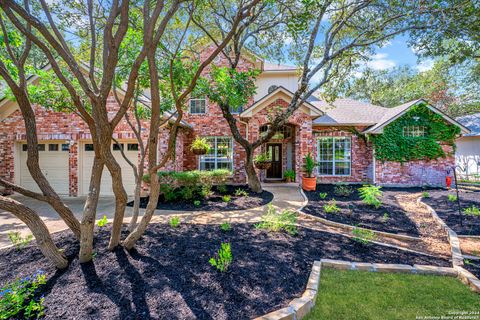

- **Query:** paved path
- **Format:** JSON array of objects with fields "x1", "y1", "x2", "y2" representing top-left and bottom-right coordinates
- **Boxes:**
[{"x1": 0, "y1": 184, "x2": 305, "y2": 248}]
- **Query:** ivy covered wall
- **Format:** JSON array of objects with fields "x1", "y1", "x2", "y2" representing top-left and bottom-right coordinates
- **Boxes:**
[{"x1": 371, "y1": 103, "x2": 461, "y2": 162}]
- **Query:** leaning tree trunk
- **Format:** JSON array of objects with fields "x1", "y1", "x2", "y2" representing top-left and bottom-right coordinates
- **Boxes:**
[
  {"x1": 128, "y1": 172, "x2": 143, "y2": 232},
  {"x1": 79, "y1": 156, "x2": 104, "y2": 263},
  {"x1": 0, "y1": 196, "x2": 68, "y2": 269},
  {"x1": 245, "y1": 148, "x2": 262, "y2": 193}
]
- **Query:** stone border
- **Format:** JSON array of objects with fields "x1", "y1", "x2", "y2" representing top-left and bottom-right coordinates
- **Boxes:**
[
  {"x1": 298, "y1": 188, "x2": 421, "y2": 242},
  {"x1": 255, "y1": 259, "x2": 479, "y2": 320},
  {"x1": 416, "y1": 197, "x2": 464, "y2": 266}
]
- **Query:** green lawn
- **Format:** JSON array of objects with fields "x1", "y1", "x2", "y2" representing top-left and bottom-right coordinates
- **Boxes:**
[{"x1": 304, "y1": 268, "x2": 480, "y2": 320}]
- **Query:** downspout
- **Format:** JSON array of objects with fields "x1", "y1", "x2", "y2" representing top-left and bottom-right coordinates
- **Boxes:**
[
  {"x1": 372, "y1": 142, "x2": 376, "y2": 185},
  {"x1": 238, "y1": 119, "x2": 249, "y2": 141}
]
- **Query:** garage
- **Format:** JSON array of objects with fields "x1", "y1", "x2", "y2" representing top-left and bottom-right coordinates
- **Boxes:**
[
  {"x1": 80, "y1": 142, "x2": 138, "y2": 196},
  {"x1": 18, "y1": 142, "x2": 70, "y2": 195}
]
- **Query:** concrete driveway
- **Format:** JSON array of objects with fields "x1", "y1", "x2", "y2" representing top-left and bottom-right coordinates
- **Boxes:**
[{"x1": 0, "y1": 195, "x2": 129, "y2": 248}]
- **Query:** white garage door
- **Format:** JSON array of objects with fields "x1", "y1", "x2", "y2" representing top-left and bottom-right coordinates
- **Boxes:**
[
  {"x1": 80, "y1": 142, "x2": 138, "y2": 196},
  {"x1": 18, "y1": 142, "x2": 70, "y2": 195}
]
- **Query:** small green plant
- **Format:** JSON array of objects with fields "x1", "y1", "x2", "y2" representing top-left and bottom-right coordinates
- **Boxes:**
[
  {"x1": 200, "y1": 184, "x2": 213, "y2": 199},
  {"x1": 97, "y1": 215, "x2": 108, "y2": 227},
  {"x1": 318, "y1": 192, "x2": 328, "y2": 199},
  {"x1": 255, "y1": 204, "x2": 298, "y2": 235},
  {"x1": 190, "y1": 136, "x2": 211, "y2": 154},
  {"x1": 169, "y1": 216, "x2": 180, "y2": 228},
  {"x1": 220, "y1": 222, "x2": 231, "y2": 232},
  {"x1": 209, "y1": 242, "x2": 233, "y2": 272},
  {"x1": 7, "y1": 232, "x2": 33, "y2": 250},
  {"x1": 0, "y1": 271, "x2": 46, "y2": 320},
  {"x1": 448, "y1": 194, "x2": 458, "y2": 202},
  {"x1": 352, "y1": 227, "x2": 377, "y2": 245},
  {"x1": 217, "y1": 184, "x2": 228, "y2": 194},
  {"x1": 302, "y1": 152, "x2": 317, "y2": 178},
  {"x1": 323, "y1": 199, "x2": 341, "y2": 214},
  {"x1": 193, "y1": 200, "x2": 201, "y2": 207},
  {"x1": 334, "y1": 183, "x2": 353, "y2": 197},
  {"x1": 180, "y1": 186, "x2": 195, "y2": 200},
  {"x1": 284, "y1": 169, "x2": 296, "y2": 182},
  {"x1": 358, "y1": 185, "x2": 383, "y2": 208},
  {"x1": 464, "y1": 205, "x2": 480, "y2": 216},
  {"x1": 234, "y1": 188, "x2": 248, "y2": 197},
  {"x1": 222, "y1": 195, "x2": 232, "y2": 202},
  {"x1": 382, "y1": 213, "x2": 390, "y2": 223},
  {"x1": 422, "y1": 191, "x2": 430, "y2": 198}
]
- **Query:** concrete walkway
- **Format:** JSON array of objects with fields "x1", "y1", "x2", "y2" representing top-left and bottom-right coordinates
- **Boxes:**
[{"x1": 0, "y1": 184, "x2": 306, "y2": 248}]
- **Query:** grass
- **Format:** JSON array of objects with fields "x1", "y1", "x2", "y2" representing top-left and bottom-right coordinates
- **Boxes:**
[{"x1": 304, "y1": 268, "x2": 480, "y2": 320}]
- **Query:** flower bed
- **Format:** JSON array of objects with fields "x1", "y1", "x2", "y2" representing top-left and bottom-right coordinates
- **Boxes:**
[
  {"x1": 423, "y1": 189, "x2": 480, "y2": 236},
  {"x1": 0, "y1": 224, "x2": 449, "y2": 320},
  {"x1": 302, "y1": 184, "x2": 421, "y2": 236}
]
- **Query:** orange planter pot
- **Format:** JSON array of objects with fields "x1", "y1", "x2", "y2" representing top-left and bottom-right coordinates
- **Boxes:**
[{"x1": 302, "y1": 176, "x2": 317, "y2": 191}]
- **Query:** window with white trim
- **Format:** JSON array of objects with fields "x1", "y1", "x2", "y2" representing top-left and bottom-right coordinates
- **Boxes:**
[
  {"x1": 317, "y1": 137, "x2": 351, "y2": 176},
  {"x1": 189, "y1": 97, "x2": 207, "y2": 114},
  {"x1": 402, "y1": 125, "x2": 426, "y2": 137},
  {"x1": 199, "y1": 137, "x2": 233, "y2": 171}
]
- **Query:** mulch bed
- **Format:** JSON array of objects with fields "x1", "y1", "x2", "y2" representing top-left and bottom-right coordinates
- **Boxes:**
[
  {"x1": 423, "y1": 189, "x2": 480, "y2": 236},
  {"x1": 0, "y1": 224, "x2": 450, "y2": 320},
  {"x1": 303, "y1": 184, "x2": 422, "y2": 236},
  {"x1": 128, "y1": 184, "x2": 273, "y2": 211},
  {"x1": 464, "y1": 259, "x2": 480, "y2": 279}
]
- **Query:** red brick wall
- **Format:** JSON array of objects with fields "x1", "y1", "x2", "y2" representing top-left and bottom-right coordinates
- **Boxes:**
[{"x1": 313, "y1": 126, "x2": 373, "y2": 184}]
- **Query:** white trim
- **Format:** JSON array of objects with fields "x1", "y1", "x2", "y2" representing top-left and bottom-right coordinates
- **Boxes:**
[
  {"x1": 197, "y1": 136, "x2": 234, "y2": 171},
  {"x1": 188, "y1": 97, "x2": 208, "y2": 115},
  {"x1": 316, "y1": 136, "x2": 352, "y2": 177}
]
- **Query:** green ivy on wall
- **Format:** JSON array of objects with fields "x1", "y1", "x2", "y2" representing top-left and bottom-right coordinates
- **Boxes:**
[{"x1": 370, "y1": 103, "x2": 461, "y2": 162}]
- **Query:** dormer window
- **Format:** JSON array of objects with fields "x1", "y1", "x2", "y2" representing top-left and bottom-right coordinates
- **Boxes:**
[
  {"x1": 403, "y1": 125, "x2": 426, "y2": 137},
  {"x1": 268, "y1": 85, "x2": 278, "y2": 94},
  {"x1": 189, "y1": 97, "x2": 207, "y2": 114}
]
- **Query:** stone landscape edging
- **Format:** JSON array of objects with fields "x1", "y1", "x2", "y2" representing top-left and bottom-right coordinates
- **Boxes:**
[
  {"x1": 416, "y1": 197, "x2": 464, "y2": 266},
  {"x1": 254, "y1": 259, "x2": 479, "y2": 320},
  {"x1": 297, "y1": 188, "x2": 421, "y2": 242}
]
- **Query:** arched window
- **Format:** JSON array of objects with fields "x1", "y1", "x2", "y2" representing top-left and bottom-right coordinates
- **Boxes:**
[
  {"x1": 268, "y1": 85, "x2": 278, "y2": 94},
  {"x1": 260, "y1": 124, "x2": 293, "y2": 139}
]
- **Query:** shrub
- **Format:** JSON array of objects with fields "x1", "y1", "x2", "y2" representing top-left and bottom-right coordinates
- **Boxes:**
[
  {"x1": 97, "y1": 215, "x2": 108, "y2": 227},
  {"x1": 209, "y1": 242, "x2": 233, "y2": 272},
  {"x1": 422, "y1": 191, "x2": 430, "y2": 198},
  {"x1": 318, "y1": 192, "x2": 328, "y2": 199},
  {"x1": 0, "y1": 271, "x2": 46, "y2": 320},
  {"x1": 169, "y1": 216, "x2": 180, "y2": 228},
  {"x1": 448, "y1": 194, "x2": 458, "y2": 202},
  {"x1": 220, "y1": 222, "x2": 231, "y2": 232},
  {"x1": 358, "y1": 185, "x2": 383, "y2": 208},
  {"x1": 323, "y1": 199, "x2": 341, "y2": 213},
  {"x1": 464, "y1": 205, "x2": 480, "y2": 216},
  {"x1": 190, "y1": 137, "x2": 211, "y2": 154},
  {"x1": 255, "y1": 204, "x2": 298, "y2": 235},
  {"x1": 193, "y1": 200, "x2": 201, "y2": 207},
  {"x1": 160, "y1": 184, "x2": 178, "y2": 202},
  {"x1": 284, "y1": 169, "x2": 296, "y2": 181},
  {"x1": 352, "y1": 227, "x2": 377, "y2": 245},
  {"x1": 234, "y1": 188, "x2": 248, "y2": 197},
  {"x1": 222, "y1": 195, "x2": 232, "y2": 203},
  {"x1": 144, "y1": 169, "x2": 231, "y2": 187},
  {"x1": 217, "y1": 184, "x2": 228, "y2": 194},
  {"x1": 333, "y1": 183, "x2": 353, "y2": 197},
  {"x1": 180, "y1": 186, "x2": 196, "y2": 200},
  {"x1": 200, "y1": 185, "x2": 213, "y2": 199},
  {"x1": 8, "y1": 232, "x2": 33, "y2": 250},
  {"x1": 382, "y1": 213, "x2": 389, "y2": 223}
]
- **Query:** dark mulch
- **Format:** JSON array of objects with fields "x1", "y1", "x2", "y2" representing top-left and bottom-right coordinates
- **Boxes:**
[
  {"x1": 128, "y1": 184, "x2": 273, "y2": 211},
  {"x1": 0, "y1": 224, "x2": 449, "y2": 320},
  {"x1": 303, "y1": 184, "x2": 421, "y2": 236},
  {"x1": 464, "y1": 259, "x2": 480, "y2": 279},
  {"x1": 423, "y1": 189, "x2": 480, "y2": 236}
]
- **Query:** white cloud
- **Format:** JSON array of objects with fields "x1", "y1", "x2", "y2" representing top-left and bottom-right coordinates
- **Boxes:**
[
  {"x1": 380, "y1": 40, "x2": 392, "y2": 48},
  {"x1": 366, "y1": 53, "x2": 396, "y2": 70},
  {"x1": 416, "y1": 59, "x2": 434, "y2": 72}
]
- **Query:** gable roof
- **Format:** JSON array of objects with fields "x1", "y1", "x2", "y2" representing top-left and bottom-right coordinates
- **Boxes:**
[
  {"x1": 239, "y1": 86, "x2": 324, "y2": 118},
  {"x1": 456, "y1": 112, "x2": 480, "y2": 137},
  {"x1": 312, "y1": 98, "x2": 386, "y2": 126},
  {"x1": 363, "y1": 99, "x2": 470, "y2": 134}
]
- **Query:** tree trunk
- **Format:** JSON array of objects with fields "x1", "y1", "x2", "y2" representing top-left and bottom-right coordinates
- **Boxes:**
[
  {"x1": 128, "y1": 179, "x2": 142, "y2": 232},
  {"x1": 246, "y1": 149, "x2": 262, "y2": 193},
  {"x1": 79, "y1": 156, "x2": 104, "y2": 263},
  {"x1": 0, "y1": 196, "x2": 68, "y2": 269},
  {"x1": 123, "y1": 175, "x2": 160, "y2": 250}
]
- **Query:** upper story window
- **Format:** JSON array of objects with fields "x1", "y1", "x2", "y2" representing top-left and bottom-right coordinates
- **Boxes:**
[
  {"x1": 268, "y1": 85, "x2": 278, "y2": 94},
  {"x1": 189, "y1": 97, "x2": 207, "y2": 114},
  {"x1": 229, "y1": 105, "x2": 244, "y2": 114},
  {"x1": 403, "y1": 125, "x2": 426, "y2": 137}
]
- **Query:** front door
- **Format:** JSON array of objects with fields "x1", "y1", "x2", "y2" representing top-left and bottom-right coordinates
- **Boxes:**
[{"x1": 266, "y1": 144, "x2": 282, "y2": 179}]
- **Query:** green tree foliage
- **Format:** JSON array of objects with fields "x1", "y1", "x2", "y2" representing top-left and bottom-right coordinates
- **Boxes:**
[{"x1": 371, "y1": 103, "x2": 461, "y2": 162}]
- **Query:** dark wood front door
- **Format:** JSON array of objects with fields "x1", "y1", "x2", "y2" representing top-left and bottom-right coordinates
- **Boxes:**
[{"x1": 266, "y1": 144, "x2": 282, "y2": 179}]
